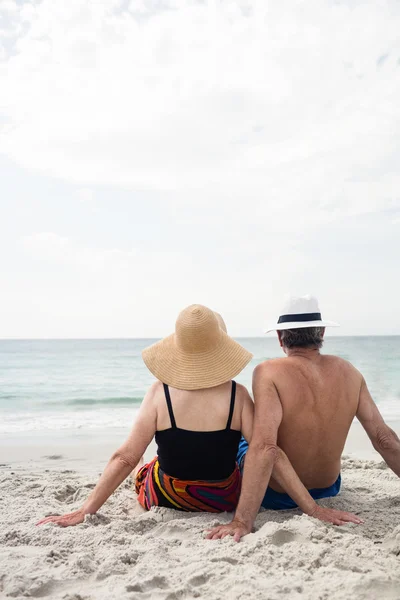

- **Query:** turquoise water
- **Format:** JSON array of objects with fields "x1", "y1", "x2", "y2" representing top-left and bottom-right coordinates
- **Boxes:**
[{"x1": 1, "y1": 337, "x2": 399, "y2": 435}]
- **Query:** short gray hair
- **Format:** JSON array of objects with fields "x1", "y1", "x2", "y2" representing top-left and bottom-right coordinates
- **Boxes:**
[{"x1": 280, "y1": 327, "x2": 325, "y2": 349}]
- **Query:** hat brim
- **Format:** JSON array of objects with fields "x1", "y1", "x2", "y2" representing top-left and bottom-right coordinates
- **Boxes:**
[
  {"x1": 142, "y1": 332, "x2": 253, "y2": 390},
  {"x1": 265, "y1": 320, "x2": 340, "y2": 333}
]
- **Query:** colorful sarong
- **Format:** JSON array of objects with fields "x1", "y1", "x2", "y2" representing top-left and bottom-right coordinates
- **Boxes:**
[{"x1": 135, "y1": 457, "x2": 241, "y2": 513}]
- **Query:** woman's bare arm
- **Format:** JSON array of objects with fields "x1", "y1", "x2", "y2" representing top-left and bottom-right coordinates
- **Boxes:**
[
  {"x1": 272, "y1": 449, "x2": 363, "y2": 525},
  {"x1": 37, "y1": 383, "x2": 159, "y2": 527}
]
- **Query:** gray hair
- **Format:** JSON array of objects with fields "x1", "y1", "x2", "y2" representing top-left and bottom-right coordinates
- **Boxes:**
[{"x1": 280, "y1": 327, "x2": 325, "y2": 349}]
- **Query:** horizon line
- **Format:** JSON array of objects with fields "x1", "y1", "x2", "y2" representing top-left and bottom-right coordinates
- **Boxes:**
[{"x1": 1, "y1": 334, "x2": 400, "y2": 341}]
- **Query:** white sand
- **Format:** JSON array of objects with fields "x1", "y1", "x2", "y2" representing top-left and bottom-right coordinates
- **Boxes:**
[{"x1": 1, "y1": 454, "x2": 400, "y2": 600}]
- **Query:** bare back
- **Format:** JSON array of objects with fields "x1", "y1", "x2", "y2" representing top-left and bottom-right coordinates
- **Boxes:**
[
  {"x1": 265, "y1": 354, "x2": 362, "y2": 491},
  {"x1": 154, "y1": 380, "x2": 253, "y2": 438}
]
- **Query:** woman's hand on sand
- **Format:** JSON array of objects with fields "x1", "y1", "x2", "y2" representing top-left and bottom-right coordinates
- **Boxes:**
[
  {"x1": 36, "y1": 509, "x2": 86, "y2": 528},
  {"x1": 206, "y1": 519, "x2": 252, "y2": 542},
  {"x1": 309, "y1": 506, "x2": 364, "y2": 526}
]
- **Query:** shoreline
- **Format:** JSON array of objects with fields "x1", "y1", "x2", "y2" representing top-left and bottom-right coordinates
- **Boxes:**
[{"x1": 2, "y1": 421, "x2": 399, "y2": 473}]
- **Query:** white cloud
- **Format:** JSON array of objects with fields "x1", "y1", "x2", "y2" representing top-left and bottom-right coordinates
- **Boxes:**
[
  {"x1": 14, "y1": 231, "x2": 201, "y2": 336},
  {"x1": 11, "y1": 229, "x2": 317, "y2": 337},
  {"x1": 0, "y1": 2, "x2": 400, "y2": 337},
  {"x1": 0, "y1": 0, "x2": 399, "y2": 234},
  {"x1": 76, "y1": 187, "x2": 95, "y2": 203},
  {"x1": 21, "y1": 231, "x2": 187, "y2": 278},
  {"x1": 21, "y1": 232, "x2": 125, "y2": 271}
]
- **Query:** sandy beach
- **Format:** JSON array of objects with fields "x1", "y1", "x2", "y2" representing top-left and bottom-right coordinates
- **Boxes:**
[
  {"x1": 2, "y1": 0, "x2": 400, "y2": 594},
  {"x1": 1, "y1": 424, "x2": 400, "y2": 600}
]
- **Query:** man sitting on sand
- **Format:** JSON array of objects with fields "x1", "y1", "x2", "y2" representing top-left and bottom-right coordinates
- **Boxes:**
[{"x1": 208, "y1": 295, "x2": 400, "y2": 541}]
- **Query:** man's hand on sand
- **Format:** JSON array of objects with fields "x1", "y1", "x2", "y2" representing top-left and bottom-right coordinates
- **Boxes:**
[
  {"x1": 36, "y1": 509, "x2": 86, "y2": 528},
  {"x1": 206, "y1": 519, "x2": 252, "y2": 542},
  {"x1": 309, "y1": 506, "x2": 363, "y2": 526},
  {"x1": 206, "y1": 507, "x2": 363, "y2": 541}
]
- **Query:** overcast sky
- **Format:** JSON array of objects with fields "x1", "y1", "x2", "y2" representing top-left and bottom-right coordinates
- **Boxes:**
[{"x1": 1, "y1": 0, "x2": 400, "y2": 338}]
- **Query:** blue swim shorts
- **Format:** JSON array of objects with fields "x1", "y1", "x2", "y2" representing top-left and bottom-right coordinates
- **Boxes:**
[{"x1": 237, "y1": 437, "x2": 341, "y2": 511}]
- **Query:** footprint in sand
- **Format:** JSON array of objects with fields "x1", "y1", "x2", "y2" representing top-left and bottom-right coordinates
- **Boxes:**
[
  {"x1": 210, "y1": 556, "x2": 239, "y2": 565},
  {"x1": 383, "y1": 524, "x2": 400, "y2": 555},
  {"x1": 119, "y1": 551, "x2": 140, "y2": 565},
  {"x1": 126, "y1": 575, "x2": 169, "y2": 593},
  {"x1": 2, "y1": 574, "x2": 58, "y2": 598},
  {"x1": 3, "y1": 530, "x2": 32, "y2": 546},
  {"x1": 270, "y1": 529, "x2": 299, "y2": 547},
  {"x1": 152, "y1": 524, "x2": 190, "y2": 541},
  {"x1": 43, "y1": 455, "x2": 64, "y2": 460},
  {"x1": 188, "y1": 573, "x2": 212, "y2": 587},
  {"x1": 53, "y1": 484, "x2": 77, "y2": 502},
  {"x1": 46, "y1": 549, "x2": 69, "y2": 565},
  {"x1": 124, "y1": 515, "x2": 159, "y2": 535},
  {"x1": 354, "y1": 577, "x2": 400, "y2": 599}
]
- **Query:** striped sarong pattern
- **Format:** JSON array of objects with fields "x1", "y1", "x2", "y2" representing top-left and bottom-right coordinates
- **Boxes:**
[{"x1": 135, "y1": 457, "x2": 241, "y2": 513}]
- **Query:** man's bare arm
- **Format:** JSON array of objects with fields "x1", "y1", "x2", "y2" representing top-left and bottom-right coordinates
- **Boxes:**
[
  {"x1": 233, "y1": 367, "x2": 281, "y2": 528},
  {"x1": 207, "y1": 364, "x2": 282, "y2": 541},
  {"x1": 357, "y1": 378, "x2": 400, "y2": 477}
]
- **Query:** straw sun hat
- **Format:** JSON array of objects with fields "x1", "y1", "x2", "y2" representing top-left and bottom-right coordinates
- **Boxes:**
[
  {"x1": 142, "y1": 305, "x2": 252, "y2": 390},
  {"x1": 213, "y1": 312, "x2": 227, "y2": 333}
]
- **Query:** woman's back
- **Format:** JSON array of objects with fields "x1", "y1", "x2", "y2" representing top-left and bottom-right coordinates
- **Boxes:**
[
  {"x1": 155, "y1": 380, "x2": 242, "y2": 432},
  {"x1": 155, "y1": 381, "x2": 241, "y2": 480},
  {"x1": 135, "y1": 379, "x2": 252, "y2": 512}
]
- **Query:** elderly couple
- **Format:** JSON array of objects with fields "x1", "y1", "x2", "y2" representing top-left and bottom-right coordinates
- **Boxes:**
[{"x1": 39, "y1": 295, "x2": 400, "y2": 540}]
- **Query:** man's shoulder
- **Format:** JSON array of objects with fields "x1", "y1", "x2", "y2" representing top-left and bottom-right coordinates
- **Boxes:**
[
  {"x1": 254, "y1": 355, "x2": 361, "y2": 376},
  {"x1": 322, "y1": 354, "x2": 361, "y2": 373},
  {"x1": 253, "y1": 358, "x2": 288, "y2": 377}
]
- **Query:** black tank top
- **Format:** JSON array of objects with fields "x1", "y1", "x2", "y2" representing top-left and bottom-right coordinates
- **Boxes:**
[{"x1": 155, "y1": 381, "x2": 242, "y2": 481}]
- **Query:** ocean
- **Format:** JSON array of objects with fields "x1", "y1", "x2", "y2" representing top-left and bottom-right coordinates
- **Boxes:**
[{"x1": 1, "y1": 337, "x2": 400, "y2": 438}]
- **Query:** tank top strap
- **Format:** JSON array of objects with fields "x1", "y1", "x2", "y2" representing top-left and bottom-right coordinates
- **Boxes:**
[
  {"x1": 226, "y1": 380, "x2": 237, "y2": 430},
  {"x1": 163, "y1": 383, "x2": 177, "y2": 429}
]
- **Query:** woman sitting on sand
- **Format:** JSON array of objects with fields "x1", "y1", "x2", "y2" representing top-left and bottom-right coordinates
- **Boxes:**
[{"x1": 38, "y1": 305, "x2": 358, "y2": 526}]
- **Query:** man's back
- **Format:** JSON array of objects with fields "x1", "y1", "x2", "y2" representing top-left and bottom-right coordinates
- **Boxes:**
[
  {"x1": 265, "y1": 354, "x2": 362, "y2": 491},
  {"x1": 208, "y1": 296, "x2": 400, "y2": 541}
]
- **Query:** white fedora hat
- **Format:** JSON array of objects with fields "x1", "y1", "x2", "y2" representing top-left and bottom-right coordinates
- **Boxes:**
[{"x1": 266, "y1": 295, "x2": 339, "y2": 333}]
